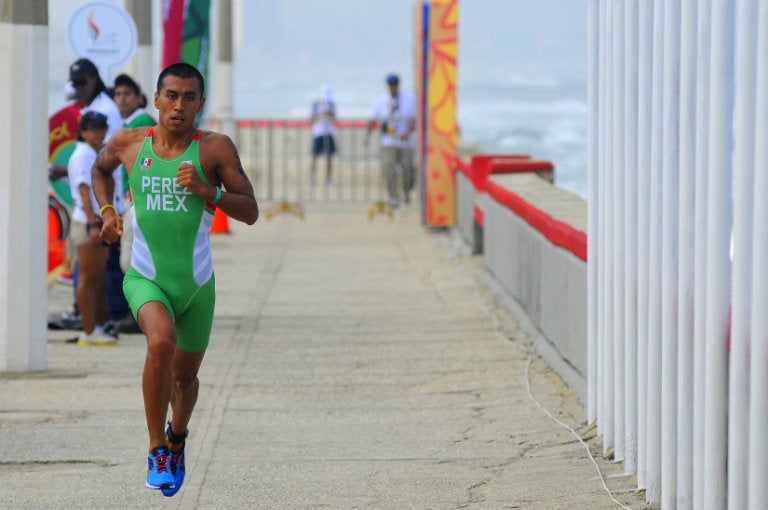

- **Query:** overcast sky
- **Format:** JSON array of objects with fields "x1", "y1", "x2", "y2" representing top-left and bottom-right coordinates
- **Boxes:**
[
  {"x1": 49, "y1": 0, "x2": 588, "y2": 112},
  {"x1": 234, "y1": 0, "x2": 588, "y2": 84}
]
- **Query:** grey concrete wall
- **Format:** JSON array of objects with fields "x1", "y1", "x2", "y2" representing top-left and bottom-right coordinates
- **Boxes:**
[
  {"x1": 481, "y1": 174, "x2": 587, "y2": 396},
  {"x1": 455, "y1": 171, "x2": 477, "y2": 252}
]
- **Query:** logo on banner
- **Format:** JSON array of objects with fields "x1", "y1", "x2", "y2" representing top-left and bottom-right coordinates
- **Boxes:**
[
  {"x1": 87, "y1": 12, "x2": 101, "y2": 41},
  {"x1": 66, "y1": 1, "x2": 137, "y2": 83}
]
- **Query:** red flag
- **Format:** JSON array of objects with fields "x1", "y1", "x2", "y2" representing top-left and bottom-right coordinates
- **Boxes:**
[{"x1": 162, "y1": 0, "x2": 185, "y2": 67}]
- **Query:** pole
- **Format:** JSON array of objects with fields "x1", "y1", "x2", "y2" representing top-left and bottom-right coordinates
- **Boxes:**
[
  {"x1": 704, "y1": 1, "x2": 734, "y2": 508},
  {"x1": 216, "y1": 0, "x2": 235, "y2": 139},
  {"x1": 587, "y1": 0, "x2": 599, "y2": 426},
  {"x1": 660, "y1": 1, "x2": 681, "y2": 506},
  {"x1": 612, "y1": 0, "x2": 626, "y2": 464},
  {"x1": 645, "y1": 0, "x2": 665, "y2": 501},
  {"x1": 748, "y1": 5, "x2": 768, "y2": 509},
  {"x1": 692, "y1": 0, "x2": 712, "y2": 506},
  {"x1": 730, "y1": 1, "x2": 757, "y2": 509},
  {"x1": 0, "y1": 0, "x2": 49, "y2": 371},
  {"x1": 635, "y1": 0, "x2": 653, "y2": 488},
  {"x1": 601, "y1": 0, "x2": 615, "y2": 455},
  {"x1": 124, "y1": 0, "x2": 154, "y2": 100},
  {"x1": 676, "y1": 0, "x2": 698, "y2": 507},
  {"x1": 623, "y1": 0, "x2": 639, "y2": 474}
]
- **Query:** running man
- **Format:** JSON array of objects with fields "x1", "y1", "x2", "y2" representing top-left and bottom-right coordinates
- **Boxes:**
[{"x1": 91, "y1": 63, "x2": 258, "y2": 496}]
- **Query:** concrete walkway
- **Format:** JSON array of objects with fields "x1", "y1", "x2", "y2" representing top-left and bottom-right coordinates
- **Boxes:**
[{"x1": 2, "y1": 202, "x2": 653, "y2": 509}]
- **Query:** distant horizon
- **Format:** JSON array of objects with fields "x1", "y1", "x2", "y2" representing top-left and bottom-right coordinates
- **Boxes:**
[{"x1": 48, "y1": 0, "x2": 587, "y2": 116}]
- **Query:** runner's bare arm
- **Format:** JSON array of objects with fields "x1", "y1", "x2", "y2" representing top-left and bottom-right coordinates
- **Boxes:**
[
  {"x1": 182, "y1": 132, "x2": 258, "y2": 225},
  {"x1": 92, "y1": 131, "x2": 129, "y2": 243}
]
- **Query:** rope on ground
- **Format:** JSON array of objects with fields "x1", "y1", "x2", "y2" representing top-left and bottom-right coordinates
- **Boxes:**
[{"x1": 444, "y1": 239, "x2": 633, "y2": 510}]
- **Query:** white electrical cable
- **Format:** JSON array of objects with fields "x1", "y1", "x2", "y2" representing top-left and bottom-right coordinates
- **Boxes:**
[{"x1": 445, "y1": 243, "x2": 633, "y2": 510}]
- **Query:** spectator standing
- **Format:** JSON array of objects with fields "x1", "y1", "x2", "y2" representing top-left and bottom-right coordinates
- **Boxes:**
[
  {"x1": 364, "y1": 73, "x2": 417, "y2": 208},
  {"x1": 68, "y1": 112, "x2": 117, "y2": 346},
  {"x1": 112, "y1": 73, "x2": 157, "y2": 334},
  {"x1": 69, "y1": 59, "x2": 131, "y2": 334},
  {"x1": 309, "y1": 84, "x2": 337, "y2": 186}
]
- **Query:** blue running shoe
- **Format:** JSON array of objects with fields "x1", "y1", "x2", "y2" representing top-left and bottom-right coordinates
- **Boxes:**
[
  {"x1": 146, "y1": 446, "x2": 174, "y2": 491},
  {"x1": 161, "y1": 422, "x2": 188, "y2": 497},
  {"x1": 161, "y1": 446, "x2": 185, "y2": 497}
]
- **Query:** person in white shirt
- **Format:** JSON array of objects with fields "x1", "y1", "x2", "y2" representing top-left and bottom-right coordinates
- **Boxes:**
[
  {"x1": 67, "y1": 112, "x2": 119, "y2": 346},
  {"x1": 364, "y1": 73, "x2": 417, "y2": 208},
  {"x1": 69, "y1": 58, "x2": 130, "y2": 332},
  {"x1": 310, "y1": 84, "x2": 337, "y2": 186}
]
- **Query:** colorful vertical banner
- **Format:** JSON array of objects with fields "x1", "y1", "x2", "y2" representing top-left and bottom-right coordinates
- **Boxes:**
[
  {"x1": 162, "y1": 0, "x2": 211, "y2": 112},
  {"x1": 415, "y1": 1, "x2": 429, "y2": 223},
  {"x1": 417, "y1": 0, "x2": 458, "y2": 227}
]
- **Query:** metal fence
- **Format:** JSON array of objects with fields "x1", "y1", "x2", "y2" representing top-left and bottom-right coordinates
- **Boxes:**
[{"x1": 218, "y1": 119, "x2": 389, "y2": 204}]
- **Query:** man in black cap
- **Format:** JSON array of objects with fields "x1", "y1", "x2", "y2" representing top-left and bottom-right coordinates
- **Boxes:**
[{"x1": 364, "y1": 73, "x2": 418, "y2": 208}]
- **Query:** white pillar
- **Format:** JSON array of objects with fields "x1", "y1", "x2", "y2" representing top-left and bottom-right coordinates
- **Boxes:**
[
  {"x1": 611, "y1": 0, "x2": 626, "y2": 464},
  {"x1": 676, "y1": 1, "x2": 698, "y2": 508},
  {"x1": 730, "y1": 2, "x2": 758, "y2": 509},
  {"x1": 692, "y1": 1, "x2": 712, "y2": 507},
  {"x1": 587, "y1": 0, "x2": 600, "y2": 425},
  {"x1": 216, "y1": 0, "x2": 235, "y2": 138},
  {"x1": 0, "y1": 1, "x2": 48, "y2": 372},
  {"x1": 704, "y1": 1, "x2": 734, "y2": 508},
  {"x1": 660, "y1": 2, "x2": 681, "y2": 508},
  {"x1": 748, "y1": 5, "x2": 768, "y2": 509},
  {"x1": 124, "y1": 0, "x2": 154, "y2": 100},
  {"x1": 601, "y1": 0, "x2": 615, "y2": 454},
  {"x1": 635, "y1": 0, "x2": 654, "y2": 489},
  {"x1": 645, "y1": 0, "x2": 665, "y2": 501},
  {"x1": 623, "y1": 0, "x2": 639, "y2": 475},
  {"x1": 596, "y1": 0, "x2": 608, "y2": 434}
]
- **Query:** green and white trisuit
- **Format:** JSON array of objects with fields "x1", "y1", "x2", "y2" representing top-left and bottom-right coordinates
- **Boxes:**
[{"x1": 123, "y1": 127, "x2": 217, "y2": 353}]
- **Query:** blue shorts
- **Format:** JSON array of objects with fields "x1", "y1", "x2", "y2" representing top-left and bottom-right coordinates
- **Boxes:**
[{"x1": 312, "y1": 135, "x2": 337, "y2": 155}]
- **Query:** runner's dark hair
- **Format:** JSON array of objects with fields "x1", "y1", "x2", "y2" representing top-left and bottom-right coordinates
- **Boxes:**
[{"x1": 156, "y1": 62, "x2": 205, "y2": 98}]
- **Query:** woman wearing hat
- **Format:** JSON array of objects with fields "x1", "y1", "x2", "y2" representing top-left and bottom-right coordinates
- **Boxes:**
[{"x1": 68, "y1": 58, "x2": 123, "y2": 140}]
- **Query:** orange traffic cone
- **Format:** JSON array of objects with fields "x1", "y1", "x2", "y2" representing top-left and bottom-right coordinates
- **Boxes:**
[{"x1": 210, "y1": 207, "x2": 230, "y2": 234}]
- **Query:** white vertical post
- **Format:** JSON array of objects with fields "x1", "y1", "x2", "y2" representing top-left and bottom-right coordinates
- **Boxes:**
[
  {"x1": 612, "y1": 0, "x2": 626, "y2": 464},
  {"x1": 587, "y1": 0, "x2": 600, "y2": 426},
  {"x1": 748, "y1": 5, "x2": 768, "y2": 509},
  {"x1": 216, "y1": 0, "x2": 235, "y2": 138},
  {"x1": 704, "y1": 1, "x2": 734, "y2": 508},
  {"x1": 730, "y1": 1, "x2": 757, "y2": 509},
  {"x1": 645, "y1": 0, "x2": 665, "y2": 501},
  {"x1": 602, "y1": 0, "x2": 615, "y2": 455},
  {"x1": 676, "y1": 1, "x2": 698, "y2": 508},
  {"x1": 693, "y1": 0, "x2": 712, "y2": 506},
  {"x1": 124, "y1": 0, "x2": 154, "y2": 100},
  {"x1": 623, "y1": 0, "x2": 639, "y2": 475},
  {"x1": 597, "y1": 0, "x2": 608, "y2": 434},
  {"x1": 0, "y1": 2, "x2": 49, "y2": 372},
  {"x1": 636, "y1": 0, "x2": 654, "y2": 489},
  {"x1": 661, "y1": 1, "x2": 681, "y2": 507}
]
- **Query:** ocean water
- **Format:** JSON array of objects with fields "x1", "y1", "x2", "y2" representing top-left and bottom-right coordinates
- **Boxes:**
[
  {"x1": 455, "y1": 79, "x2": 588, "y2": 198},
  {"x1": 233, "y1": 77, "x2": 588, "y2": 199},
  {"x1": 48, "y1": 76, "x2": 588, "y2": 199}
]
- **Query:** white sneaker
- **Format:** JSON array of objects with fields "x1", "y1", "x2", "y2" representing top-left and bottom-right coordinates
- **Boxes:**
[{"x1": 77, "y1": 327, "x2": 117, "y2": 346}]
